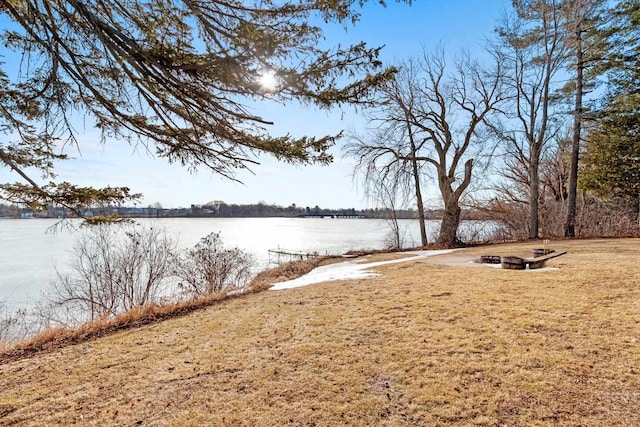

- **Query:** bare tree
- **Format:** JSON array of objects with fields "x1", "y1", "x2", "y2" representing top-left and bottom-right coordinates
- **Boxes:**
[
  {"x1": 51, "y1": 225, "x2": 178, "y2": 322},
  {"x1": 348, "y1": 48, "x2": 504, "y2": 248},
  {"x1": 346, "y1": 59, "x2": 429, "y2": 246},
  {"x1": 492, "y1": 0, "x2": 567, "y2": 239},
  {"x1": 488, "y1": 130, "x2": 571, "y2": 238}
]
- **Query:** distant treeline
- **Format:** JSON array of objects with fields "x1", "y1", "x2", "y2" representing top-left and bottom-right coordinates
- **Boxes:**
[{"x1": 0, "y1": 201, "x2": 489, "y2": 220}]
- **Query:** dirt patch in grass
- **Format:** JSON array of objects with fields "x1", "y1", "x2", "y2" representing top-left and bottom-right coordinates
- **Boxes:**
[{"x1": 1, "y1": 238, "x2": 639, "y2": 426}]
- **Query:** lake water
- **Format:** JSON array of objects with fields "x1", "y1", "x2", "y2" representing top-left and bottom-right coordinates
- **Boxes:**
[{"x1": 0, "y1": 217, "x2": 493, "y2": 312}]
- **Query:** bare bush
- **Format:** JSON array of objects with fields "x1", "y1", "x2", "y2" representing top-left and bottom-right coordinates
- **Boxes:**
[
  {"x1": 0, "y1": 300, "x2": 11, "y2": 345},
  {"x1": 478, "y1": 199, "x2": 530, "y2": 241},
  {"x1": 50, "y1": 225, "x2": 178, "y2": 322},
  {"x1": 575, "y1": 196, "x2": 639, "y2": 237},
  {"x1": 174, "y1": 232, "x2": 254, "y2": 296},
  {"x1": 482, "y1": 194, "x2": 639, "y2": 241},
  {"x1": 0, "y1": 301, "x2": 29, "y2": 346}
]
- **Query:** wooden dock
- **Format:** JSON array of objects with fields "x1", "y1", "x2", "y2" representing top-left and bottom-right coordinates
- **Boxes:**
[{"x1": 268, "y1": 248, "x2": 321, "y2": 265}]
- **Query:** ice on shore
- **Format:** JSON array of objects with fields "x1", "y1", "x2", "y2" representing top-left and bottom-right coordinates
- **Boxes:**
[{"x1": 270, "y1": 249, "x2": 456, "y2": 290}]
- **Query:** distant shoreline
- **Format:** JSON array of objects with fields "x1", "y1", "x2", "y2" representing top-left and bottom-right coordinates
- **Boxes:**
[{"x1": 0, "y1": 201, "x2": 492, "y2": 221}]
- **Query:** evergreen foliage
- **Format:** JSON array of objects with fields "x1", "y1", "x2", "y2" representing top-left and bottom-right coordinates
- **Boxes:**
[
  {"x1": 582, "y1": 0, "x2": 640, "y2": 205},
  {"x1": 0, "y1": 0, "x2": 397, "y2": 216}
]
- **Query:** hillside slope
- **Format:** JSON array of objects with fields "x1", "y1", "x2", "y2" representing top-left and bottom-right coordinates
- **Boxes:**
[{"x1": 1, "y1": 239, "x2": 639, "y2": 426}]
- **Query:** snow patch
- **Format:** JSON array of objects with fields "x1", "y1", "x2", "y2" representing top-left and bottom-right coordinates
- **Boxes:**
[{"x1": 270, "y1": 249, "x2": 456, "y2": 290}]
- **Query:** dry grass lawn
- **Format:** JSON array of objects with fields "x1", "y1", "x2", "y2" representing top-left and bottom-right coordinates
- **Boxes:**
[{"x1": 1, "y1": 238, "x2": 639, "y2": 426}]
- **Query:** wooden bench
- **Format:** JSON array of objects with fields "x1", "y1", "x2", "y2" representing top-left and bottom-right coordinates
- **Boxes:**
[
  {"x1": 501, "y1": 251, "x2": 567, "y2": 270},
  {"x1": 524, "y1": 250, "x2": 567, "y2": 269}
]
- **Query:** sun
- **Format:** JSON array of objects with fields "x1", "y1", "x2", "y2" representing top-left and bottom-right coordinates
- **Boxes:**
[{"x1": 258, "y1": 70, "x2": 278, "y2": 92}]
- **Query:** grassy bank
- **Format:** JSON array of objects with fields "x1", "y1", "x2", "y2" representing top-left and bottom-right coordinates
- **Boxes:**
[
  {"x1": 1, "y1": 238, "x2": 639, "y2": 425},
  {"x1": 0, "y1": 255, "x2": 337, "y2": 359}
]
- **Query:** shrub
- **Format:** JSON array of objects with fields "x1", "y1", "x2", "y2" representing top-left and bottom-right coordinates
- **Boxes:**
[
  {"x1": 0, "y1": 300, "x2": 11, "y2": 345},
  {"x1": 50, "y1": 225, "x2": 178, "y2": 322},
  {"x1": 481, "y1": 195, "x2": 639, "y2": 240},
  {"x1": 0, "y1": 301, "x2": 29, "y2": 346},
  {"x1": 175, "y1": 232, "x2": 254, "y2": 296}
]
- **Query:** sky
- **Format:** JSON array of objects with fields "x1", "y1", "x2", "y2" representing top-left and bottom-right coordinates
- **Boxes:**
[{"x1": 0, "y1": 0, "x2": 512, "y2": 209}]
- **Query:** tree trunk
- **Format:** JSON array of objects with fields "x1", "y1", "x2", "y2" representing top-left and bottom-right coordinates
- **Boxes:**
[
  {"x1": 437, "y1": 194, "x2": 461, "y2": 248},
  {"x1": 529, "y1": 148, "x2": 540, "y2": 239},
  {"x1": 565, "y1": 25, "x2": 583, "y2": 238},
  {"x1": 436, "y1": 159, "x2": 472, "y2": 248},
  {"x1": 411, "y1": 151, "x2": 428, "y2": 246}
]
